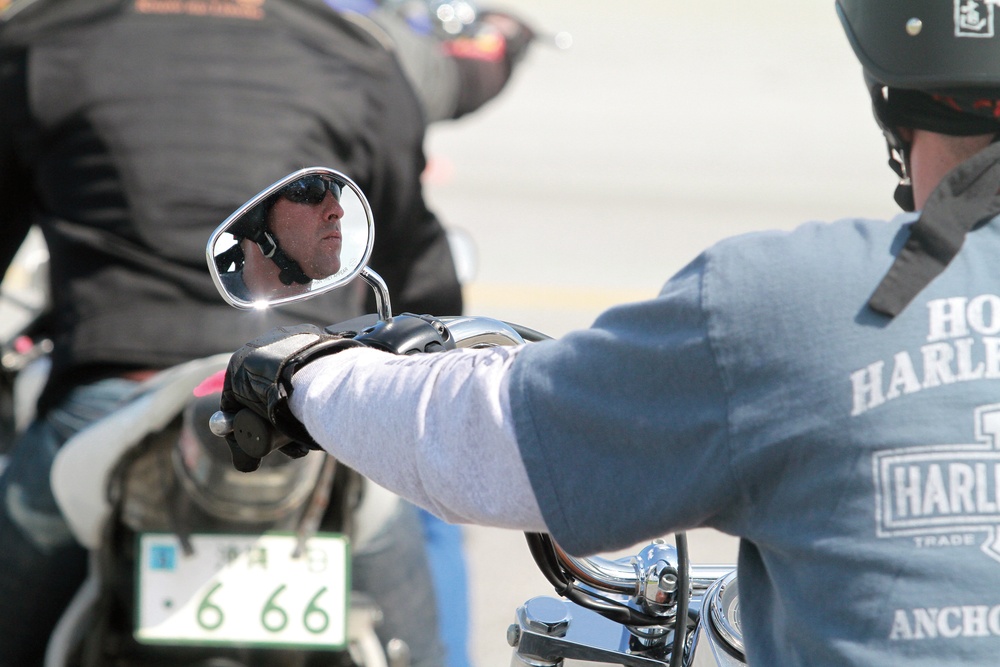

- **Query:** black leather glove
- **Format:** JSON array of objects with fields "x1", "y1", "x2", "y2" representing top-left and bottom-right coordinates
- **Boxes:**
[{"x1": 221, "y1": 324, "x2": 365, "y2": 472}]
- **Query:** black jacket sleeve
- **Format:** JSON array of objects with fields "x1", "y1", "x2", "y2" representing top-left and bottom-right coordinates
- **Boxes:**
[{"x1": 0, "y1": 47, "x2": 35, "y2": 274}]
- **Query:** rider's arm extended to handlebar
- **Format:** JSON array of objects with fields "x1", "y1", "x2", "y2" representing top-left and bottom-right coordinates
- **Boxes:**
[{"x1": 288, "y1": 344, "x2": 547, "y2": 532}]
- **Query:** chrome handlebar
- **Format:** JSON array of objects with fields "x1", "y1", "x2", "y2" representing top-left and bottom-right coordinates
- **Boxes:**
[
  {"x1": 554, "y1": 540, "x2": 732, "y2": 597},
  {"x1": 439, "y1": 315, "x2": 529, "y2": 348},
  {"x1": 551, "y1": 542, "x2": 640, "y2": 595}
]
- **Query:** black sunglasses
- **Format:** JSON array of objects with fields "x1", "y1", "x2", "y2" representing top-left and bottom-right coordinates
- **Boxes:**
[{"x1": 280, "y1": 176, "x2": 343, "y2": 205}]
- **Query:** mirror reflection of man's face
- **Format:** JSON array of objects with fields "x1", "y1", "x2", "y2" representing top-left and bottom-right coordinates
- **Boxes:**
[{"x1": 268, "y1": 189, "x2": 344, "y2": 280}]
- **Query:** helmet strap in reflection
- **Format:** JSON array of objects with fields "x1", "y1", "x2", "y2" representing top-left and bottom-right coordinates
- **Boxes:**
[{"x1": 264, "y1": 243, "x2": 312, "y2": 286}]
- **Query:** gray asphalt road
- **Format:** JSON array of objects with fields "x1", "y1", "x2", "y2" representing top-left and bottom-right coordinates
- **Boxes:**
[{"x1": 420, "y1": 2, "x2": 902, "y2": 665}]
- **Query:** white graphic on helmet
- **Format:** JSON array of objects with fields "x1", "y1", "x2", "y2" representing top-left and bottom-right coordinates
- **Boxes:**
[
  {"x1": 873, "y1": 404, "x2": 1000, "y2": 564},
  {"x1": 956, "y1": 0, "x2": 997, "y2": 37}
]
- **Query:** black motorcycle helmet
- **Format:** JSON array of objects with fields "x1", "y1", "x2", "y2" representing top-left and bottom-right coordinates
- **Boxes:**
[{"x1": 837, "y1": 0, "x2": 1000, "y2": 211}]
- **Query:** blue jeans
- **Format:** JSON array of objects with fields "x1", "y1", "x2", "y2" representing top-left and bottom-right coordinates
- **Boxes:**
[
  {"x1": 354, "y1": 502, "x2": 447, "y2": 667},
  {"x1": 418, "y1": 509, "x2": 471, "y2": 667},
  {"x1": 0, "y1": 378, "x2": 445, "y2": 667},
  {"x1": 0, "y1": 377, "x2": 135, "y2": 667}
]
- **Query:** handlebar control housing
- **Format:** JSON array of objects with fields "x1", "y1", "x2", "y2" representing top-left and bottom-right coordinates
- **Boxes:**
[{"x1": 353, "y1": 313, "x2": 456, "y2": 355}]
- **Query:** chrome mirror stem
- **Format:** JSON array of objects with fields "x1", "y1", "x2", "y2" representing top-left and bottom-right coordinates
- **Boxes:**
[{"x1": 361, "y1": 267, "x2": 392, "y2": 321}]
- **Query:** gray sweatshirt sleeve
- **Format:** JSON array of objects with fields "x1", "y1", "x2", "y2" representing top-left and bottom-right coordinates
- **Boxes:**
[{"x1": 289, "y1": 345, "x2": 547, "y2": 531}]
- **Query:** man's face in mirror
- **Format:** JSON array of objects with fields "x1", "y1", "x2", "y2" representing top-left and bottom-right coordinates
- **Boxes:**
[{"x1": 268, "y1": 185, "x2": 344, "y2": 280}]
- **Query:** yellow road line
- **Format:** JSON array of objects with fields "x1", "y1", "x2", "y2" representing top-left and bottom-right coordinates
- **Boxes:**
[{"x1": 463, "y1": 283, "x2": 655, "y2": 311}]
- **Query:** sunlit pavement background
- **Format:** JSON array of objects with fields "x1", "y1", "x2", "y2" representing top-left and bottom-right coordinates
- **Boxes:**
[{"x1": 421, "y1": 1, "x2": 901, "y2": 665}]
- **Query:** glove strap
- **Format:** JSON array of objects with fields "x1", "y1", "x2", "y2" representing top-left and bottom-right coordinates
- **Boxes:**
[{"x1": 268, "y1": 337, "x2": 368, "y2": 447}]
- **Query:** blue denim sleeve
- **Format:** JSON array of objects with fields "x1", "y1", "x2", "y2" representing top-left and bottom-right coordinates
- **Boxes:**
[{"x1": 508, "y1": 253, "x2": 741, "y2": 556}]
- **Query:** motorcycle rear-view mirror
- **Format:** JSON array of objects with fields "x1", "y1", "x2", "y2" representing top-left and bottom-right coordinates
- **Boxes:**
[{"x1": 206, "y1": 168, "x2": 375, "y2": 310}]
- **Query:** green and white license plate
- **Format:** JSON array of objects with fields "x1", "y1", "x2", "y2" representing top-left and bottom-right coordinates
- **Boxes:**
[{"x1": 135, "y1": 532, "x2": 350, "y2": 649}]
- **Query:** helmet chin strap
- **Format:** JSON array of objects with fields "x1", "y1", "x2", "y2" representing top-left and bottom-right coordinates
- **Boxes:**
[
  {"x1": 894, "y1": 181, "x2": 916, "y2": 213},
  {"x1": 255, "y1": 232, "x2": 312, "y2": 286},
  {"x1": 868, "y1": 78, "x2": 917, "y2": 213},
  {"x1": 274, "y1": 251, "x2": 312, "y2": 286},
  {"x1": 885, "y1": 137, "x2": 916, "y2": 212}
]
